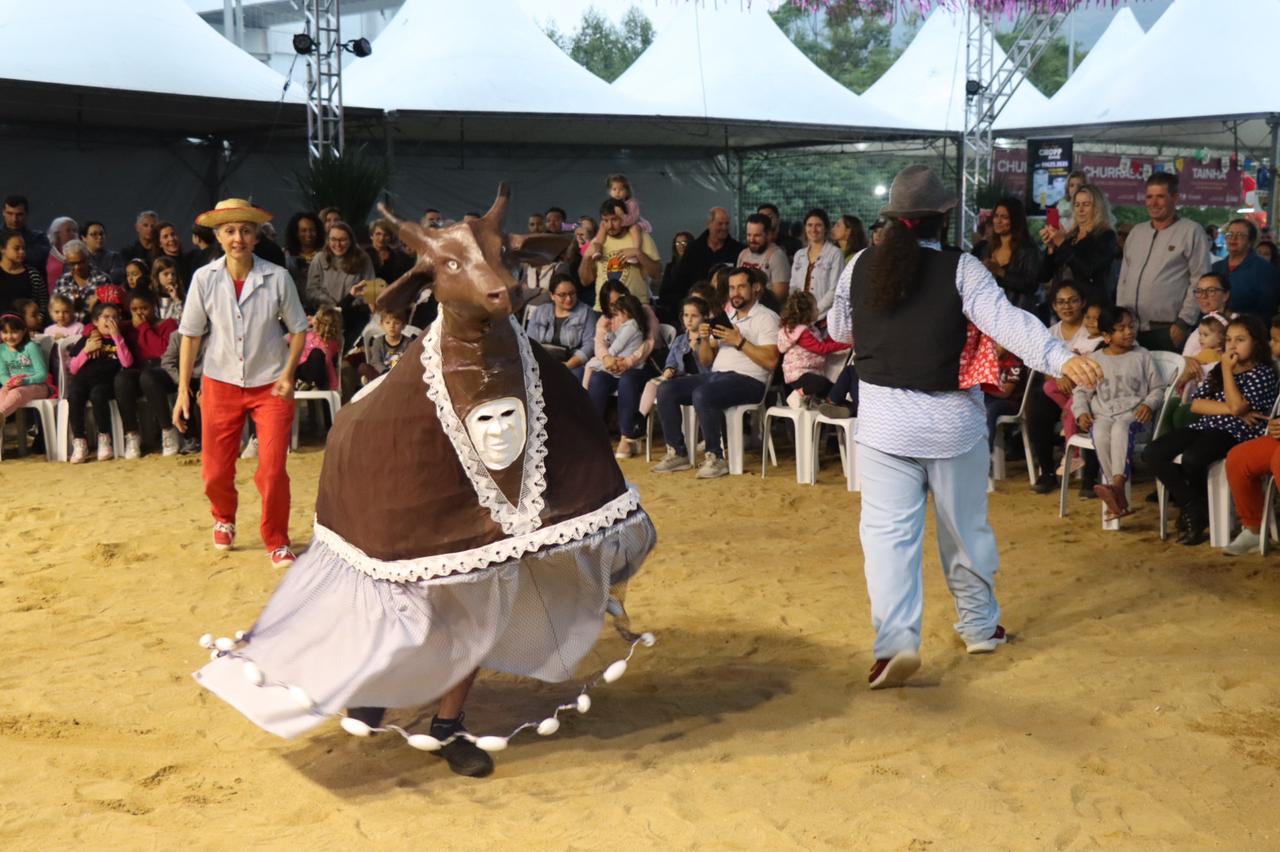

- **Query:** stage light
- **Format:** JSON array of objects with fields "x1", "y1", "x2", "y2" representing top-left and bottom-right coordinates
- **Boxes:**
[
  {"x1": 344, "y1": 38, "x2": 372, "y2": 58},
  {"x1": 966, "y1": 79, "x2": 983, "y2": 97},
  {"x1": 292, "y1": 32, "x2": 315, "y2": 54},
  {"x1": 873, "y1": 185, "x2": 887, "y2": 197}
]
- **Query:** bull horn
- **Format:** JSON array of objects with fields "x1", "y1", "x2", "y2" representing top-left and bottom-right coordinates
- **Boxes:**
[
  {"x1": 379, "y1": 201, "x2": 426, "y2": 246},
  {"x1": 481, "y1": 183, "x2": 510, "y2": 227}
]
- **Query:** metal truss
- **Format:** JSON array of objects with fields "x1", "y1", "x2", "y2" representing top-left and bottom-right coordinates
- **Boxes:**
[{"x1": 304, "y1": 0, "x2": 344, "y2": 163}]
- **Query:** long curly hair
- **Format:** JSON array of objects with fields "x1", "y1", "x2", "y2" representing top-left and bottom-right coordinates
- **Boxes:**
[
  {"x1": 1202, "y1": 314, "x2": 1274, "y2": 398},
  {"x1": 868, "y1": 214, "x2": 945, "y2": 312},
  {"x1": 780, "y1": 290, "x2": 817, "y2": 331}
]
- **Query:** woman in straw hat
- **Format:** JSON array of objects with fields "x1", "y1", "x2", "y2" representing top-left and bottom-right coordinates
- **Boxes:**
[
  {"x1": 172, "y1": 199, "x2": 309, "y2": 568},
  {"x1": 829, "y1": 166, "x2": 1105, "y2": 689}
]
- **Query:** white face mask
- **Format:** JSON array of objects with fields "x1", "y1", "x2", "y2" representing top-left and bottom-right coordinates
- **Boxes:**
[{"x1": 464, "y1": 397, "x2": 527, "y2": 470}]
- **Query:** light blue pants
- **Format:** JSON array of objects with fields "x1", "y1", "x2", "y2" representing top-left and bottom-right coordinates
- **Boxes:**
[{"x1": 858, "y1": 438, "x2": 1001, "y2": 659}]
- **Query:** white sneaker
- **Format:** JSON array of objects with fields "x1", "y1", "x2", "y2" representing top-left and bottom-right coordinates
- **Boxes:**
[
  {"x1": 695, "y1": 452, "x2": 729, "y2": 479},
  {"x1": 97, "y1": 434, "x2": 114, "y2": 461},
  {"x1": 785, "y1": 389, "x2": 804, "y2": 410},
  {"x1": 123, "y1": 432, "x2": 141, "y2": 460},
  {"x1": 1225, "y1": 528, "x2": 1261, "y2": 556},
  {"x1": 161, "y1": 428, "x2": 180, "y2": 457},
  {"x1": 240, "y1": 436, "x2": 258, "y2": 459},
  {"x1": 70, "y1": 438, "x2": 89, "y2": 464},
  {"x1": 652, "y1": 447, "x2": 692, "y2": 473}
]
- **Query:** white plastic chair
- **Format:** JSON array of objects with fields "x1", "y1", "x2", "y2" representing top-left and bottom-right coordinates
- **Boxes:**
[
  {"x1": 1260, "y1": 476, "x2": 1280, "y2": 556},
  {"x1": 812, "y1": 412, "x2": 859, "y2": 491},
  {"x1": 724, "y1": 371, "x2": 779, "y2": 476},
  {"x1": 990, "y1": 370, "x2": 1037, "y2": 484},
  {"x1": 55, "y1": 398, "x2": 125, "y2": 462},
  {"x1": 761, "y1": 405, "x2": 816, "y2": 484},
  {"x1": 291, "y1": 390, "x2": 342, "y2": 449},
  {"x1": 644, "y1": 401, "x2": 697, "y2": 464},
  {"x1": 1062, "y1": 351, "x2": 1185, "y2": 530}
]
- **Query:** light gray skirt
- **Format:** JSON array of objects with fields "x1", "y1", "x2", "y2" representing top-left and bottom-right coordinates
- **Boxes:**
[{"x1": 194, "y1": 508, "x2": 656, "y2": 739}]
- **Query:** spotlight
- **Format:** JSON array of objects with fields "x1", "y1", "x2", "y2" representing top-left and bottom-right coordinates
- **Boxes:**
[
  {"x1": 292, "y1": 32, "x2": 315, "y2": 54},
  {"x1": 965, "y1": 79, "x2": 983, "y2": 97},
  {"x1": 343, "y1": 37, "x2": 372, "y2": 58},
  {"x1": 873, "y1": 185, "x2": 887, "y2": 197}
]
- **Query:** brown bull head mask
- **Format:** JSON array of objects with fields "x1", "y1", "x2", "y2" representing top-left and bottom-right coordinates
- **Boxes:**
[{"x1": 375, "y1": 183, "x2": 573, "y2": 327}]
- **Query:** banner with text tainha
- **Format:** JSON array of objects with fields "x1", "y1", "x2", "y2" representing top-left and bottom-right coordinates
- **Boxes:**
[{"x1": 995, "y1": 149, "x2": 1242, "y2": 209}]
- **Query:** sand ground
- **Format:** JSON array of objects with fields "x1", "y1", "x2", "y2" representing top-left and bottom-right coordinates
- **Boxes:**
[{"x1": 1, "y1": 440, "x2": 1278, "y2": 851}]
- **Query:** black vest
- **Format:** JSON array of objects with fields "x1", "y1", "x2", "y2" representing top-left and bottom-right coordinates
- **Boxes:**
[{"x1": 849, "y1": 246, "x2": 967, "y2": 392}]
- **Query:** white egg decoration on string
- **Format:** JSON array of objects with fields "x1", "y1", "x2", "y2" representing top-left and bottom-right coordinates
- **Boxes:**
[
  {"x1": 407, "y1": 734, "x2": 442, "y2": 751},
  {"x1": 640, "y1": 632, "x2": 656, "y2": 647},
  {"x1": 603, "y1": 660, "x2": 628, "y2": 683},
  {"x1": 288, "y1": 685, "x2": 315, "y2": 711},
  {"x1": 214, "y1": 636, "x2": 236, "y2": 652},
  {"x1": 576, "y1": 694, "x2": 592, "y2": 714},
  {"x1": 234, "y1": 630, "x2": 247, "y2": 641},
  {"x1": 536, "y1": 717, "x2": 560, "y2": 736},
  {"x1": 475, "y1": 736, "x2": 508, "y2": 752},
  {"x1": 340, "y1": 717, "x2": 373, "y2": 737},
  {"x1": 242, "y1": 661, "x2": 264, "y2": 686},
  {"x1": 198, "y1": 633, "x2": 214, "y2": 649}
]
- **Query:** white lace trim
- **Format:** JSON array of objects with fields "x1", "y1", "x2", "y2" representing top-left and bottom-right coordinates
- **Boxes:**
[
  {"x1": 419, "y1": 316, "x2": 549, "y2": 536},
  {"x1": 311, "y1": 487, "x2": 643, "y2": 582}
]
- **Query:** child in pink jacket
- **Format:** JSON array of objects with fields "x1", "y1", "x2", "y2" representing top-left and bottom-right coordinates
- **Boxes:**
[{"x1": 778, "y1": 291, "x2": 850, "y2": 409}]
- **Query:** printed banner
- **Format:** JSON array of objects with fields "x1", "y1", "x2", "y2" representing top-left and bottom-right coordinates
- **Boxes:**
[
  {"x1": 995, "y1": 149, "x2": 1242, "y2": 209},
  {"x1": 1025, "y1": 137, "x2": 1074, "y2": 215}
]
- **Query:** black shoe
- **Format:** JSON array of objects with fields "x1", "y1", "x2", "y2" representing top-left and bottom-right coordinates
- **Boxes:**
[
  {"x1": 1032, "y1": 474, "x2": 1060, "y2": 494},
  {"x1": 1145, "y1": 490, "x2": 1159, "y2": 504},
  {"x1": 346, "y1": 706, "x2": 386, "y2": 728},
  {"x1": 430, "y1": 714, "x2": 495, "y2": 778},
  {"x1": 1177, "y1": 524, "x2": 1209, "y2": 546}
]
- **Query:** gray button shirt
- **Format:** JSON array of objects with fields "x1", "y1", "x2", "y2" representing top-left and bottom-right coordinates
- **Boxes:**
[
  {"x1": 178, "y1": 254, "x2": 308, "y2": 388},
  {"x1": 1116, "y1": 218, "x2": 1212, "y2": 330}
]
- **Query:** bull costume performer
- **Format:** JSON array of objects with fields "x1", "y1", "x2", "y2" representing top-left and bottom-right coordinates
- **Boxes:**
[
  {"x1": 830, "y1": 166, "x2": 1103, "y2": 689},
  {"x1": 195, "y1": 187, "x2": 657, "y2": 777}
]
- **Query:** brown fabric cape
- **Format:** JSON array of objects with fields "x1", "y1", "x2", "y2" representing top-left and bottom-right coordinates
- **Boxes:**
[{"x1": 315, "y1": 334, "x2": 628, "y2": 562}]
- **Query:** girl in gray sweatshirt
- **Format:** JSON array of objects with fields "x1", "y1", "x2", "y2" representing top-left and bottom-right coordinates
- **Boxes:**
[{"x1": 1072, "y1": 306, "x2": 1168, "y2": 519}]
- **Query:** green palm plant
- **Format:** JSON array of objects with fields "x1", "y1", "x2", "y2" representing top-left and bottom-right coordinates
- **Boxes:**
[{"x1": 294, "y1": 146, "x2": 390, "y2": 240}]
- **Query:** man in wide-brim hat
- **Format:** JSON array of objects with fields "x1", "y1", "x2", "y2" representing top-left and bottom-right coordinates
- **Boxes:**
[
  {"x1": 829, "y1": 165, "x2": 1104, "y2": 689},
  {"x1": 173, "y1": 198, "x2": 309, "y2": 567}
]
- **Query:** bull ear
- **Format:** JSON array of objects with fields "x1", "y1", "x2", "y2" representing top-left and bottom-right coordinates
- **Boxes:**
[
  {"x1": 507, "y1": 232, "x2": 573, "y2": 266},
  {"x1": 481, "y1": 183, "x2": 510, "y2": 228},
  {"x1": 378, "y1": 201, "x2": 429, "y2": 251},
  {"x1": 375, "y1": 262, "x2": 435, "y2": 314}
]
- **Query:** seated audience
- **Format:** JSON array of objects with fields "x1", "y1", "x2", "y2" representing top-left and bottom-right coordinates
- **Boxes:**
[
  {"x1": 652, "y1": 267, "x2": 780, "y2": 479},
  {"x1": 114, "y1": 290, "x2": 178, "y2": 458},
  {"x1": 53, "y1": 240, "x2": 110, "y2": 322},
  {"x1": 1071, "y1": 307, "x2": 1167, "y2": 520},
  {"x1": 1143, "y1": 314, "x2": 1278, "y2": 546},
  {"x1": 789, "y1": 208, "x2": 845, "y2": 322},
  {"x1": 43, "y1": 294, "x2": 83, "y2": 341},
  {"x1": 640, "y1": 294, "x2": 712, "y2": 418},
  {"x1": 0, "y1": 229, "x2": 47, "y2": 316},
  {"x1": 1223, "y1": 315, "x2": 1280, "y2": 554},
  {"x1": 0, "y1": 312, "x2": 52, "y2": 458},
  {"x1": 296, "y1": 306, "x2": 343, "y2": 391},
  {"x1": 972, "y1": 196, "x2": 1040, "y2": 312},
  {"x1": 777, "y1": 290, "x2": 849, "y2": 409},
  {"x1": 525, "y1": 273, "x2": 595, "y2": 380},
  {"x1": 586, "y1": 280, "x2": 659, "y2": 460},
  {"x1": 358, "y1": 308, "x2": 417, "y2": 386},
  {"x1": 66, "y1": 301, "x2": 134, "y2": 463}
]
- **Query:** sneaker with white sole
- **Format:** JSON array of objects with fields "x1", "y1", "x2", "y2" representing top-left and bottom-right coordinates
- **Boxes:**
[
  {"x1": 1225, "y1": 528, "x2": 1261, "y2": 556},
  {"x1": 240, "y1": 436, "x2": 258, "y2": 459},
  {"x1": 269, "y1": 546, "x2": 296, "y2": 568},
  {"x1": 70, "y1": 437, "x2": 89, "y2": 464},
  {"x1": 785, "y1": 389, "x2": 804, "y2": 410},
  {"x1": 123, "y1": 432, "x2": 142, "y2": 460},
  {"x1": 161, "y1": 428, "x2": 180, "y2": 457},
  {"x1": 652, "y1": 448, "x2": 692, "y2": 473},
  {"x1": 696, "y1": 452, "x2": 729, "y2": 479},
  {"x1": 966, "y1": 625, "x2": 1008, "y2": 654},
  {"x1": 97, "y1": 433, "x2": 114, "y2": 461},
  {"x1": 615, "y1": 437, "x2": 636, "y2": 459},
  {"x1": 869, "y1": 649, "x2": 922, "y2": 689},
  {"x1": 213, "y1": 521, "x2": 236, "y2": 551}
]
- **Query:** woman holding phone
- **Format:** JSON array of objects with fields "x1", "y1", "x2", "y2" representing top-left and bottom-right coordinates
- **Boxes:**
[{"x1": 1040, "y1": 183, "x2": 1119, "y2": 307}]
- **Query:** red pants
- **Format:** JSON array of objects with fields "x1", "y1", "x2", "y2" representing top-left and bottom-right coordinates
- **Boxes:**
[
  {"x1": 1225, "y1": 435, "x2": 1280, "y2": 532},
  {"x1": 201, "y1": 377, "x2": 294, "y2": 550}
]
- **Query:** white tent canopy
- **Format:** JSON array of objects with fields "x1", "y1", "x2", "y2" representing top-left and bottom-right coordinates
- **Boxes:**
[
  {"x1": 0, "y1": 0, "x2": 299, "y2": 105},
  {"x1": 996, "y1": 0, "x2": 1280, "y2": 152},
  {"x1": 994, "y1": 7, "x2": 1144, "y2": 135},
  {"x1": 342, "y1": 0, "x2": 642, "y2": 114},
  {"x1": 862, "y1": 9, "x2": 1048, "y2": 134},
  {"x1": 612, "y1": 1, "x2": 918, "y2": 135}
]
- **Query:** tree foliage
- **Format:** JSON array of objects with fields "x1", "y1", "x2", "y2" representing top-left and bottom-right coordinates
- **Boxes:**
[
  {"x1": 544, "y1": 6, "x2": 655, "y2": 83},
  {"x1": 995, "y1": 32, "x2": 1087, "y2": 97},
  {"x1": 769, "y1": 2, "x2": 909, "y2": 94}
]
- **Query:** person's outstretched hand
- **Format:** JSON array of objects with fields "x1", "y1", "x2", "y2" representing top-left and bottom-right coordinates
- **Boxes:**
[{"x1": 1061, "y1": 354, "x2": 1103, "y2": 389}]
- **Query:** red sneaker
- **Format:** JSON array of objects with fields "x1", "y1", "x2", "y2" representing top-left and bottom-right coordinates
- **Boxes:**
[
  {"x1": 966, "y1": 625, "x2": 1008, "y2": 654},
  {"x1": 868, "y1": 649, "x2": 921, "y2": 690},
  {"x1": 269, "y1": 546, "x2": 296, "y2": 568},
  {"x1": 212, "y1": 522, "x2": 236, "y2": 551}
]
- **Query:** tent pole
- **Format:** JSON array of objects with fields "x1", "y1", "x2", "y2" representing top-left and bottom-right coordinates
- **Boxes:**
[{"x1": 1270, "y1": 115, "x2": 1280, "y2": 233}]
